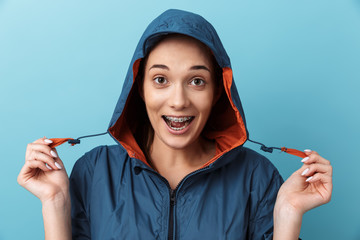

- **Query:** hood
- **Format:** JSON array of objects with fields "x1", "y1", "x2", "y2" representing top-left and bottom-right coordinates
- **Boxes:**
[{"x1": 108, "y1": 9, "x2": 248, "y2": 167}]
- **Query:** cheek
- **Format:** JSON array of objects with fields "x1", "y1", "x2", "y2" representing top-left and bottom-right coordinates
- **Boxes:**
[
  {"x1": 143, "y1": 90, "x2": 165, "y2": 114},
  {"x1": 191, "y1": 91, "x2": 214, "y2": 115}
]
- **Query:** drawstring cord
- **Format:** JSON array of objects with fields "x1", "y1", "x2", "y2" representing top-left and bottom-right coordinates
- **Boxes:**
[
  {"x1": 247, "y1": 139, "x2": 282, "y2": 153},
  {"x1": 49, "y1": 132, "x2": 108, "y2": 148},
  {"x1": 48, "y1": 133, "x2": 306, "y2": 158},
  {"x1": 70, "y1": 132, "x2": 108, "y2": 143},
  {"x1": 247, "y1": 138, "x2": 307, "y2": 158}
]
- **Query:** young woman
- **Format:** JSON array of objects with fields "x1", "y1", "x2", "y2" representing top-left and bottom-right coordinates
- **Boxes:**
[{"x1": 18, "y1": 9, "x2": 332, "y2": 240}]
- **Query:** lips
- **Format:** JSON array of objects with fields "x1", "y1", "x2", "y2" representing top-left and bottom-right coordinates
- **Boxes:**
[{"x1": 162, "y1": 115, "x2": 194, "y2": 131}]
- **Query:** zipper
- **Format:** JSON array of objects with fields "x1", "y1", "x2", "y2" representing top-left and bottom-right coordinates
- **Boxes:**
[
  {"x1": 142, "y1": 165, "x2": 213, "y2": 240},
  {"x1": 168, "y1": 189, "x2": 176, "y2": 240},
  {"x1": 166, "y1": 166, "x2": 211, "y2": 240}
]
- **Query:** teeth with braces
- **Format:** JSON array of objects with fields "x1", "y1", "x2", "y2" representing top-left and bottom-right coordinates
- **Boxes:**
[
  {"x1": 171, "y1": 126, "x2": 187, "y2": 131},
  {"x1": 164, "y1": 116, "x2": 193, "y2": 122},
  {"x1": 163, "y1": 116, "x2": 194, "y2": 131}
]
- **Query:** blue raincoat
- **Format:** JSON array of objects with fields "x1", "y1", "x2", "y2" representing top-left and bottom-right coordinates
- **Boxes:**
[{"x1": 69, "y1": 9, "x2": 284, "y2": 240}]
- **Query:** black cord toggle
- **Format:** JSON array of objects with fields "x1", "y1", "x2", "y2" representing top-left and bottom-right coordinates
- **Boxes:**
[
  {"x1": 260, "y1": 145, "x2": 274, "y2": 153},
  {"x1": 68, "y1": 139, "x2": 81, "y2": 145},
  {"x1": 67, "y1": 132, "x2": 108, "y2": 146},
  {"x1": 247, "y1": 138, "x2": 282, "y2": 154}
]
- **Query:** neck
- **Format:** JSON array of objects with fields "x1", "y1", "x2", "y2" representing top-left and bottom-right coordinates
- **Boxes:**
[{"x1": 149, "y1": 136, "x2": 215, "y2": 177}]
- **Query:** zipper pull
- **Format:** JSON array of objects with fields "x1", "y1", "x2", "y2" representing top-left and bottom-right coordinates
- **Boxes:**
[{"x1": 170, "y1": 190, "x2": 176, "y2": 206}]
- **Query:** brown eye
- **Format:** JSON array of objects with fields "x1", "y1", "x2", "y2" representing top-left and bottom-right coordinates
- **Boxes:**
[
  {"x1": 190, "y1": 78, "x2": 205, "y2": 86},
  {"x1": 154, "y1": 77, "x2": 167, "y2": 85}
]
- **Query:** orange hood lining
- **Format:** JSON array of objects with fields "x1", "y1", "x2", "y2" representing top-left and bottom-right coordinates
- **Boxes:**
[{"x1": 109, "y1": 59, "x2": 247, "y2": 168}]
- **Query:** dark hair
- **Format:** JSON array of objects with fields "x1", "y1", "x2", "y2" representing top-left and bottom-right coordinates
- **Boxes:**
[{"x1": 133, "y1": 34, "x2": 223, "y2": 167}]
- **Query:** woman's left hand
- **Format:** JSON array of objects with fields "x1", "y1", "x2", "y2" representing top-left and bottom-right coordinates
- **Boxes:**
[{"x1": 276, "y1": 150, "x2": 333, "y2": 215}]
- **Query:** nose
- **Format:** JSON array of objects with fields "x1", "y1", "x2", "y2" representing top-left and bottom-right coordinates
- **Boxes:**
[{"x1": 168, "y1": 84, "x2": 190, "y2": 110}]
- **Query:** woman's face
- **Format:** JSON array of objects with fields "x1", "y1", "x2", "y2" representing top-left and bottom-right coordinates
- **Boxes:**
[{"x1": 142, "y1": 35, "x2": 216, "y2": 150}]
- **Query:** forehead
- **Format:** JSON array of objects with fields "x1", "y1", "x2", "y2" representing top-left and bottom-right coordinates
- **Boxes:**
[{"x1": 146, "y1": 35, "x2": 213, "y2": 67}]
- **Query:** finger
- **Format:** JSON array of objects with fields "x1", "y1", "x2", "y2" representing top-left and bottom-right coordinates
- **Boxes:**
[
  {"x1": 303, "y1": 150, "x2": 321, "y2": 158},
  {"x1": 301, "y1": 149, "x2": 318, "y2": 161},
  {"x1": 301, "y1": 152, "x2": 330, "y2": 166},
  {"x1": 33, "y1": 137, "x2": 54, "y2": 145},
  {"x1": 28, "y1": 159, "x2": 52, "y2": 172},
  {"x1": 50, "y1": 148, "x2": 64, "y2": 167},
  {"x1": 305, "y1": 173, "x2": 333, "y2": 201},
  {"x1": 25, "y1": 137, "x2": 53, "y2": 160},
  {"x1": 40, "y1": 147, "x2": 64, "y2": 170},
  {"x1": 26, "y1": 143, "x2": 57, "y2": 161},
  {"x1": 18, "y1": 160, "x2": 51, "y2": 186},
  {"x1": 306, "y1": 172, "x2": 332, "y2": 185},
  {"x1": 300, "y1": 163, "x2": 333, "y2": 177},
  {"x1": 26, "y1": 137, "x2": 54, "y2": 159},
  {"x1": 29, "y1": 151, "x2": 61, "y2": 170},
  {"x1": 20, "y1": 159, "x2": 51, "y2": 176},
  {"x1": 303, "y1": 149, "x2": 313, "y2": 156}
]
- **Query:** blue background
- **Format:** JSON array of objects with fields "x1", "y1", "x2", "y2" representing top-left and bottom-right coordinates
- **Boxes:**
[{"x1": 1, "y1": 0, "x2": 359, "y2": 239}]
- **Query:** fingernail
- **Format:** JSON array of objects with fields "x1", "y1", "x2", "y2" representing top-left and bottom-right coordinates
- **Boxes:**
[
  {"x1": 44, "y1": 139, "x2": 53, "y2": 143},
  {"x1": 45, "y1": 163, "x2": 52, "y2": 170},
  {"x1": 306, "y1": 176, "x2": 313, "y2": 182},
  {"x1": 50, "y1": 150, "x2": 58, "y2": 158},
  {"x1": 301, "y1": 168, "x2": 309, "y2": 176},
  {"x1": 304, "y1": 149, "x2": 312, "y2": 153},
  {"x1": 301, "y1": 157, "x2": 309, "y2": 162},
  {"x1": 54, "y1": 162, "x2": 62, "y2": 169}
]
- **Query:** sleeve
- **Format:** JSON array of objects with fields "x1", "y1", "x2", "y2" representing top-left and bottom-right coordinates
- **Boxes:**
[
  {"x1": 248, "y1": 158, "x2": 284, "y2": 240},
  {"x1": 69, "y1": 153, "x2": 94, "y2": 240}
]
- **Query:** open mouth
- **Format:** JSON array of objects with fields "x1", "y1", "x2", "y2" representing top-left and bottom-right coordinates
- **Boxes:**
[{"x1": 162, "y1": 115, "x2": 195, "y2": 131}]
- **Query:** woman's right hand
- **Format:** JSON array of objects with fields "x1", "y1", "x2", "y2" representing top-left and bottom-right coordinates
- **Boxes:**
[{"x1": 17, "y1": 137, "x2": 70, "y2": 204}]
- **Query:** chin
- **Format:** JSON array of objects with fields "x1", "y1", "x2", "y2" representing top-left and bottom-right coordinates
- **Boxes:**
[
  {"x1": 166, "y1": 138, "x2": 192, "y2": 150},
  {"x1": 160, "y1": 134, "x2": 197, "y2": 150}
]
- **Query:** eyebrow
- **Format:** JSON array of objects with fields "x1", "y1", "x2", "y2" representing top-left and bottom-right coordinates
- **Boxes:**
[
  {"x1": 149, "y1": 64, "x2": 169, "y2": 71},
  {"x1": 190, "y1": 65, "x2": 211, "y2": 72},
  {"x1": 149, "y1": 64, "x2": 211, "y2": 72}
]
